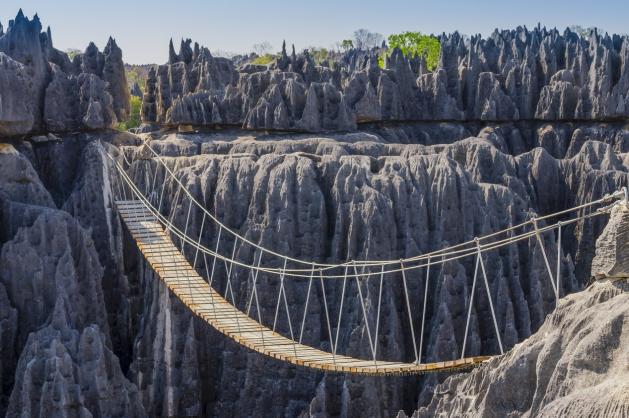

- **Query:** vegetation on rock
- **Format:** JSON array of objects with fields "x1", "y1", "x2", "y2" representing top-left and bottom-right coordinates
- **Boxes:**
[
  {"x1": 251, "y1": 53, "x2": 276, "y2": 65},
  {"x1": 341, "y1": 39, "x2": 354, "y2": 51},
  {"x1": 117, "y1": 96, "x2": 142, "y2": 130},
  {"x1": 380, "y1": 31, "x2": 441, "y2": 70}
]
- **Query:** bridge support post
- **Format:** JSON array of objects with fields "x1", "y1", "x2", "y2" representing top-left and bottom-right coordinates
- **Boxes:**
[{"x1": 591, "y1": 200, "x2": 629, "y2": 280}]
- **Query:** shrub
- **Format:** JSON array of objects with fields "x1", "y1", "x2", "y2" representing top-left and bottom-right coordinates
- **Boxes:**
[
  {"x1": 117, "y1": 95, "x2": 142, "y2": 131},
  {"x1": 383, "y1": 31, "x2": 441, "y2": 71},
  {"x1": 252, "y1": 54, "x2": 275, "y2": 65}
]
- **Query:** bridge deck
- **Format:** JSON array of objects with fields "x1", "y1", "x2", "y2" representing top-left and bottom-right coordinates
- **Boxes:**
[{"x1": 116, "y1": 200, "x2": 492, "y2": 375}]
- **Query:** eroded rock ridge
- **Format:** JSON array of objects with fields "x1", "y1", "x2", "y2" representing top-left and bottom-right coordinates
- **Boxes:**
[
  {"x1": 141, "y1": 27, "x2": 629, "y2": 132},
  {"x1": 0, "y1": 11, "x2": 129, "y2": 137}
]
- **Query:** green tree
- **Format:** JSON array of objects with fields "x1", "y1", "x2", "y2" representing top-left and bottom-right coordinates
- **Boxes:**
[
  {"x1": 384, "y1": 31, "x2": 441, "y2": 71},
  {"x1": 117, "y1": 95, "x2": 142, "y2": 131},
  {"x1": 341, "y1": 39, "x2": 354, "y2": 51}
]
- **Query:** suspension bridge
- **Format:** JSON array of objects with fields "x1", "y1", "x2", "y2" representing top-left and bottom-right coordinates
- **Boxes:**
[{"x1": 103, "y1": 140, "x2": 626, "y2": 376}]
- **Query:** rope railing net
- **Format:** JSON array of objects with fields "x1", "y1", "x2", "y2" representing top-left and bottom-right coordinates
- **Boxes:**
[{"x1": 101, "y1": 140, "x2": 626, "y2": 366}]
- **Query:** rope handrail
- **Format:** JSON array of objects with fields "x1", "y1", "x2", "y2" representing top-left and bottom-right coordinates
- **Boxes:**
[
  {"x1": 114, "y1": 197, "x2": 495, "y2": 375},
  {"x1": 104, "y1": 146, "x2": 621, "y2": 280},
  {"x1": 103, "y1": 140, "x2": 627, "y2": 375},
  {"x1": 120, "y1": 139, "x2": 625, "y2": 271}
]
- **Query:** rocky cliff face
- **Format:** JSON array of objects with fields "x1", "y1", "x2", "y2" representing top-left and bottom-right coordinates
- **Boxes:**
[
  {"x1": 399, "y1": 278, "x2": 628, "y2": 418},
  {"x1": 0, "y1": 137, "x2": 146, "y2": 417},
  {"x1": 2, "y1": 120, "x2": 626, "y2": 417},
  {"x1": 142, "y1": 27, "x2": 629, "y2": 132},
  {"x1": 1, "y1": 11, "x2": 628, "y2": 418},
  {"x1": 117, "y1": 124, "x2": 626, "y2": 417},
  {"x1": 0, "y1": 11, "x2": 129, "y2": 137}
]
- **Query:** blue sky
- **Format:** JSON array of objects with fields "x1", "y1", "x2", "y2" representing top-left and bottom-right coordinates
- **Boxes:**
[{"x1": 1, "y1": 1, "x2": 627, "y2": 64}]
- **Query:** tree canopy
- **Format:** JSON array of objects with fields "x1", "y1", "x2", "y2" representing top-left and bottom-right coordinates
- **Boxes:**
[
  {"x1": 385, "y1": 31, "x2": 441, "y2": 71},
  {"x1": 341, "y1": 39, "x2": 354, "y2": 51}
]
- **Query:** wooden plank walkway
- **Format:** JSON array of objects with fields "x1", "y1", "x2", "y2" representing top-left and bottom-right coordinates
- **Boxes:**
[{"x1": 116, "y1": 200, "x2": 492, "y2": 375}]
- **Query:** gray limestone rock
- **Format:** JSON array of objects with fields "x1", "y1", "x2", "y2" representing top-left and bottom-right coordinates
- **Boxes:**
[
  {"x1": 44, "y1": 65, "x2": 121, "y2": 132},
  {"x1": 103, "y1": 37, "x2": 131, "y2": 121},
  {"x1": 0, "y1": 209, "x2": 109, "y2": 349},
  {"x1": 3, "y1": 11, "x2": 629, "y2": 417},
  {"x1": 140, "y1": 67, "x2": 158, "y2": 123},
  {"x1": 474, "y1": 72, "x2": 518, "y2": 120},
  {"x1": 141, "y1": 29, "x2": 629, "y2": 132},
  {"x1": 345, "y1": 71, "x2": 382, "y2": 122},
  {"x1": 0, "y1": 143, "x2": 55, "y2": 207},
  {"x1": 0, "y1": 11, "x2": 49, "y2": 133},
  {"x1": 591, "y1": 202, "x2": 629, "y2": 278},
  {"x1": 0, "y1": 11, "x2": 128, "y2": 137},
  {"x1": 535, "y1": 70, "x2": 582, "y2": 120},
  {"x1": 417, "y1": 69, "x2": 463, "y2": 120},
  {"x1": 0, "y1": 53, "x2": 38, "y2": 136},
  {"x1": 404, "y1": 279, "x2": 629, "y2": 418},
  {"x1": 0, "y1": 283, "x2": 17, "y2": 416},
  {"x1": 43, "y1": 64, "x2": 81, "y2": 132},
  {"x1": 297, "y1": 82, "x2": 355, "y2": 131},
  {"x1": 79, "y1": 73, "x2": 118, "y2": 130},
  {"x1": 0, "y1": 135, "x2": 146, "y2": 417},
  {"x1": 6, "y1": 297, "x2": 146, "y2": 418},
  {"x1": 0, "y1": 121, "x2": 627, "y2": 417},
  {"x1": 112, "y1": 124, "x2": 627, "y2": 416}
]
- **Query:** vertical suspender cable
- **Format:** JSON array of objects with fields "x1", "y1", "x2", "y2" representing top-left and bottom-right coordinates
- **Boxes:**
[
  {"x1": 252, "y1": 253, "x2": 266, "y2": 349},
  {"x1": 418, "y1": 256, "x2": 431, "y2": 364},
  {"x1": 299, "y1": 265, "x2": 315, "y2": 344},
  {"x1": 372, "y1": 265, "x2": 385, "y2": 365},
  {"x1": 461, "y1": 245, "x2": 480, "y2": 359},
  {"x1": 181, "y1": 197, "x2": 195, "y2": 304},
  {"x1": 401, "y1": 261, "x2": 419, "y2": 364},
  {"x1": 280, "y1": 263, "x2": 298, "y2": 357},
  {"x1": 208, "y1": 227, "x2": 223, "y2": 320},
  {"x1": 556, "y1": 222, "x2": 562, "y2": 299},
  {"x1": 333, "y1": 265, "x2": 348, "y2": 358},
  {"x1": 319, "y1": 270, "x2": 336, "y2": 365},
  {"x1": 353, "y1": 262, "x2": 376, "y2": 361},
  {"x1": 533, "y1": 218, "x2": 559, "y2": 301},
  {"x1": 192, "y1": 214, "x2": 206, "y2": 271},
  {"x1": 273, "y1": 259, "x2": 288, "y2": 332},
  {"x1": 224, "y1": 238, "x2": 242, "y2": 335},
  {"x1": 246, "y1": 252, "x2": 263, "y2": 316},
  {"x1": 477, "y1": 240, "x2": 504, "y2": 355}
]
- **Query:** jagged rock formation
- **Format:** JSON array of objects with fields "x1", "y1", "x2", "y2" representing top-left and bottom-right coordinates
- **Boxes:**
[
  {"x1": 0, "y1": 11, "x2": 129, "y2": 136},
  {"x1": 400, "y1": 278, "x2": 628, "y2": 418},
  {"x1": 142, "y1": 27, "x2": 629, "y2": 132},
  {"x1": 111, "y1": 122, "x2": 624, "y2": 417},
  {"x1": 1, "y1": 120, "x2": 628, "y2": 417},
  {"x1": 1, "y1": 10, "x2": 629, "y2": 418},
  {"x1": 591, "y1": 204, "x2": 629, "y2": 278},
  {"x1": 6, "y1": 299, "x2": 145, "y2": 418},
  {"x1": 0, "y1": 138, "x2": 146, "y2": 417},
  {"x1": 142, "y1": 40, "x2": 355, "y2": 132}
]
